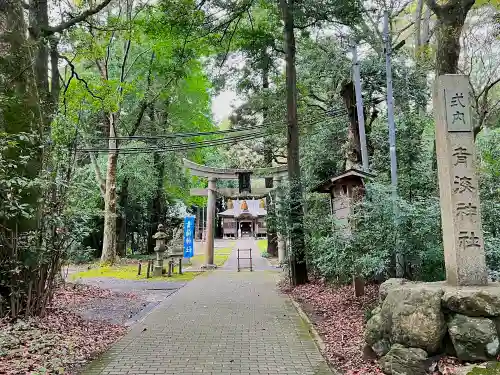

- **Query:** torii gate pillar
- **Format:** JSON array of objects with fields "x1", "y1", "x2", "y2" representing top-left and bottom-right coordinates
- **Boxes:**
[{"x1": 205, "y1": 177, "x2": 217, "y2": 268}]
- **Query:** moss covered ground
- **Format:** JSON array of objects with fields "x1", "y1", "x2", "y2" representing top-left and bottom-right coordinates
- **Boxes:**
[{"x1": 71, "y1": 246, "x2": 233, "y2": 282}]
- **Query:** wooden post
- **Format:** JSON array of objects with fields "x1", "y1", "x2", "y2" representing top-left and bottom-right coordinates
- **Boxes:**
[
  {"x1": 146, "y1": 260, "x2": 151, "y2": 278},
  {"x1": 137, "y1": 262, "x2": 142, "y2": 275},
  {"x1": 353, "y1": 276, "x2": 365, "y2": 297}
]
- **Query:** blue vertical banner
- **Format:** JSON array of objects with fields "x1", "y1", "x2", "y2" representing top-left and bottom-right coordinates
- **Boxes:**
[{"x1": 183, "y1": 216, "x2": 195, "y2": 258}]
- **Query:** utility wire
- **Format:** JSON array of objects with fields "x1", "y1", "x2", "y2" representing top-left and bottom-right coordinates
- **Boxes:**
[
  {"x1": 77, "y1": 114, "x2": 344, "y2": 155},
  {"x1": 85, "y1": 108, "x2": 347, "y2": 142},
  {"x1": 79, "y1": 130, "x2": 273, "y2": 155},
  {"x1": 79, "y1": 114, "x2": 346, "y2": 154}
]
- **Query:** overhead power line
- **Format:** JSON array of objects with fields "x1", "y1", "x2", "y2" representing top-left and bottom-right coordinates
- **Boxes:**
[
  {"x1": 86, "y1": 108, "x2": 347, "y2": 142},
  {"x1": 79, "y1": 130, "x2": 273, "y2": 155},
  {"x1": 77, "y1": 112, "x2": 347, "y2": 155}
]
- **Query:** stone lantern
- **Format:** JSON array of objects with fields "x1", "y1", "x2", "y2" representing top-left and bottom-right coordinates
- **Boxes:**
[{"x1": 152, "y1": 224, "x2": 169, "y2": 277}]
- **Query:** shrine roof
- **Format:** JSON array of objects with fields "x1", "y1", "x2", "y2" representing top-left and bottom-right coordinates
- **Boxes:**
[
  {"x1": 312, "y1": 168, "x2": 376, "y2": 193},
  {"x1": 218, "y1": 199, "x2": 267, "y2": 218}
]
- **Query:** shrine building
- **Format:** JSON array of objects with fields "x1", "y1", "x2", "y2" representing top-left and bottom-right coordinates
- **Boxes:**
[{"x1": 218, "y1": 198, "x2": 267, "y2": 238}]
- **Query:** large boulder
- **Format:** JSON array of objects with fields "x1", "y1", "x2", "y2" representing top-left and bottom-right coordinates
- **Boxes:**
[
  {"x1": 372, "y1": 339, "x2": 391, "y2": 357},
  {"x1": 442, "y1": 286, "x2": 500, "y2": 317},
  {"x1": 365, "y1": 312, "x2": 384, "y2": 346},
  {"x1": 381, "y1": 284, "x2": 446, "y2": 353},
  {"x1": 448, "y1": 314, "x2": 499, "y2": 361},
  {"x1": 379, "y1": 344, "x2": 427, "y2": 375},
  {"x1": 379, "y1": 278, "x2": 408, "y2": 302},
  {"x1": 365, "y1": 311, "x2": 391, "y2": 357}
]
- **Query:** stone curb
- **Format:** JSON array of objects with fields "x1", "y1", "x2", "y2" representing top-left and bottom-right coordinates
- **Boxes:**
[
  {"x1": 289, "y1": 297, "x2": 341, "y2": 375},
  {"x1": 124, "y1": 300, "x2": 160, "y2": 327},
  {"x1": 124, "y1": 285, "x2": 185, "y2": 327}
]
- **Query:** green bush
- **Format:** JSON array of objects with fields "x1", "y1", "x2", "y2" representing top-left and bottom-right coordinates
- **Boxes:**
[{"x1": 307, "y1": 183, "x2": 445, "y2": 282}]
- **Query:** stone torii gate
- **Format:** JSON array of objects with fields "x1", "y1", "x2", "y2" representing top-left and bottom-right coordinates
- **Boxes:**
[{"x1": 183, "y1": 159, "x2": 288, "y2": 268}]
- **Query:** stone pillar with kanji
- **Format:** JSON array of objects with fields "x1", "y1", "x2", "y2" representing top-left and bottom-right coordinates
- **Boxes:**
[{"x1": 434, "y1": 74, "x2": 488, "y2": 286}]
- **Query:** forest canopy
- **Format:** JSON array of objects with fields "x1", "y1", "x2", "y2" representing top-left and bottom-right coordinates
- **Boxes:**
[{"x1": 0, "y1": 0, "x2": 499, "y2": 317}]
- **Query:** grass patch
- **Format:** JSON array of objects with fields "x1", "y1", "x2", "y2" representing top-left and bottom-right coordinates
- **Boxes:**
[
  {"x1": 256, "y1": 239, "x2": 268, "y2": 253},
  {"x1": 186, "y1": 247, "x2": 232, "y2": 267},
  {"x1": 72, "y1": 245, "x2": 234, "y2": 281},
  {"x1": 71, "y1": 264, "x2": 200, "y2": 282}
]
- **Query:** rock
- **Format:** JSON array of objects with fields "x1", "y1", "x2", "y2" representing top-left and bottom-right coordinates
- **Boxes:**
[
  {"x1": 381, "y1": 284, "x2": 446, "y2": 353},
  {"x1": 455, "y1": 365, "x2": 480, "y2": 375},
  {"x1": 448, "y1": 314, "x2": 499, "y2": 361},
  {"x1": 365, "y1": 313, "x2": 384, "y2": 346},
  {"x1": 379, "y1": 344, "x2": 428, "y2": 375},
  {"x1": 441, "y1": 332, "x2": 457, "y2": 357},
  {"x1": 372, "y1": 339, "x2": 391, "y2": 357},
  {"x1": 442, "y1": 286, "x2": 500, "y2": 317},
  {"x1": 380, "y1": 278, "x2": 408, "y2": 302}
]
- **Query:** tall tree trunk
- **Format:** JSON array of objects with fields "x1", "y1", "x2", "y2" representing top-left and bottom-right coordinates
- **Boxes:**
[
  {"x1": 0, "y1": 0, "x2": 41, "y2": 232},
  {"x1": 262, "y1": 49, "x2": 278, "y2": 256},
  {"x1": 414, "y1": 0, "x2": 424, "y2": 57},
  {"x1": 117, "y1": 177, "x2": 129, "y2": 257},
  {"x1": 28, "y1": 0, "x2": 54, "y2": 128},
  {"x1": 426, "y1": 0, "x2": 476, "y2": 169},
  {"x1": 341, "y1": 81, "x2": 362, "y2": 169},
  {"x1": 279, "y1": 0, "x2": 308, "y2": 285},
  {"x1": 425, "y1": 0, "x2": 475, "y2": 76},
  {"x1": 421, "y1": 6, "x2": 432, "y2": 47},
  {"x1": 101, "y1": 114, "x2": 118, "y2": 264},
  {"x1": 148, "y1": 152, "x2": 165, "y2": 253}
]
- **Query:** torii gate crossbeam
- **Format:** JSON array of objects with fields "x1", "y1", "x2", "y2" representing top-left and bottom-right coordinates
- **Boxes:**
[{"x1": 183, "y1": 159, "x2": 287, "y2": 268}]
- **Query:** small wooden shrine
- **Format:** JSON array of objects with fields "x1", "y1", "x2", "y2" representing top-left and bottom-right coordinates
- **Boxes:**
[{"x1": 312, "y1": 168, "x2": 375, "y2": 233}]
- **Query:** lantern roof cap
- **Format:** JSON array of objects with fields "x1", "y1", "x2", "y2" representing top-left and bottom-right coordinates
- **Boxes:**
[{"x1": 312, "y1": 168, "x2": 376, "y2": 194}]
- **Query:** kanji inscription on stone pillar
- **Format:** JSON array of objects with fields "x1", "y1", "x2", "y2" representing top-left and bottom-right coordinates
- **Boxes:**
[{"x1": 434, "y1": 74, "x2": 487, "y2": 286}]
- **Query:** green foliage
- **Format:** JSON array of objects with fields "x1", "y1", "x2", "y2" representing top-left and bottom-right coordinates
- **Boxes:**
[
  {"x1": 67, "y1": 246, "x2": 96, "y2": 264},
  {"x1": 0, "y1": 133, "x2": 40, "y2": 222},
  {"x1": 466, "y1": 362, "x2": 500, "y2": 375},
  {"x1": 306, "y1": 181, "x2": 446, "y2": 283}
]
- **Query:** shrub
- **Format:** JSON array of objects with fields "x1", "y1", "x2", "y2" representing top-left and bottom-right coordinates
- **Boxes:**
[{"x1": 306, "y1": 183, "x2": 445, "y2": 283}]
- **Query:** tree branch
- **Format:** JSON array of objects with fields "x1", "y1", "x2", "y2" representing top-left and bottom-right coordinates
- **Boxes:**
[
  {"x1": 43, "y1": 0, "x2": 113, "y2": 35},
  {"x1": 86, "y1": 143, "x2": 106, "y2": 197},
  {"x1": 424, "y1": 0, "x2": 442, "y2": 16},
  {"x1": 59, "y1": 53, "x2": 103, "y2": 100},
  {"x1": 478, "y1": 76, "x2": 500, "y2": 101},
  {"x1": 308, "y1": 91, "x2": 328, "y2": 104}
]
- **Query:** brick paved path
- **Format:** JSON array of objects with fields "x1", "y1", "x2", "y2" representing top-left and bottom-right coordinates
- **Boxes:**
[{"x1": 83, "y1": 239, "x2": 333, "y2": 375}]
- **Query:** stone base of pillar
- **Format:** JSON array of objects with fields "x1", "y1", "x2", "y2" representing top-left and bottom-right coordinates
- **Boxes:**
[{"x1": 153, "y1": 265, "x2": 163, "y2": 277}]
